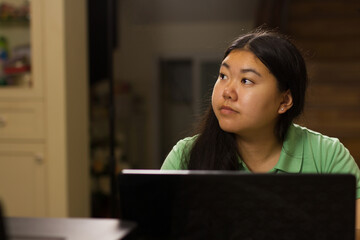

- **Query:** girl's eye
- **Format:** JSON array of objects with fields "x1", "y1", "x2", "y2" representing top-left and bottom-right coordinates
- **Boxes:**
[
  {"x1": 242, "y1": 78, "x2": 253, "y2": 85},
  {"x1": 219, "y1": 73, "x2": 228, "y2": 80}
]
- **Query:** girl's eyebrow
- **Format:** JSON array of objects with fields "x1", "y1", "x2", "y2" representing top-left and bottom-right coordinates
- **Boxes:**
[
  {"x1": 221, "y1": 62, "x2": 262, "y2": 77},
  {"x1": 221, "y1": 62, "x2": 231, "y2": 69},
  {"x1": 241, "y1": 68, "x2": 262, "y2": 77}
]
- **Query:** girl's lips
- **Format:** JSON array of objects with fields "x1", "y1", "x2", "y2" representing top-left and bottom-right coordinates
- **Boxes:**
[{"x1": 220, "y1": 106, "x2": 238, "y2": 114}]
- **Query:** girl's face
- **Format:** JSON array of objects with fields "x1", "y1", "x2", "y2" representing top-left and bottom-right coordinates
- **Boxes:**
[{"x1": 211, "y1": 50, "x2": 289, "y2": 138}]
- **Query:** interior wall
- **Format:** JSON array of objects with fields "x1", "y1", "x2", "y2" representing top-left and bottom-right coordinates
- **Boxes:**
[{"x1": 113, "y1": 0, "x2": 259, "y2": 168}]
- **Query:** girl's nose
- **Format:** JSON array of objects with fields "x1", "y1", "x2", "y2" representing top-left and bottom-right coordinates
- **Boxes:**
[{"x1": 222, "y1": 82, "x2": 237, "y2": 101}]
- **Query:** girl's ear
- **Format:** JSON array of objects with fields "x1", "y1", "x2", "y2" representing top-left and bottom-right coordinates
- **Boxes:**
[{"x1": 278, "y1": 90, "x2": 293, "y2": 114}]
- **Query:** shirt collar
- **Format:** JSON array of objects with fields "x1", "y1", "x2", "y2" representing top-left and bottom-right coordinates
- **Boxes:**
[
  {"x1": 273, "y1": 124, "x2": 304, "y2": 173},
  {"x1": 237, "y1": 124, "x2": 304, "y2": 173}
]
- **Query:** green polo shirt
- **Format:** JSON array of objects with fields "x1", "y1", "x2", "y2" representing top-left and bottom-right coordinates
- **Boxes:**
[{"x1": 161, "y1": 123, "x2": 360, "y2": 198}]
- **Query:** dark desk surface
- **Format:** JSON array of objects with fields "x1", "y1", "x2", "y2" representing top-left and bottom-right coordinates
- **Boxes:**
[{"x1": 5, "y1": 217, "x2": 136, "y2": 240}]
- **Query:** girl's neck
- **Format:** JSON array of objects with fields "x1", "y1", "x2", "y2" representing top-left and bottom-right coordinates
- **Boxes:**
[{"x1": 236, "y1": 131, "x2": 283, "y2": 173}]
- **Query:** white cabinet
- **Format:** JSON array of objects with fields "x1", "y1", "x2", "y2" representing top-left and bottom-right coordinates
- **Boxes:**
[
  {"x1": 0, "y1": 0, "x2": 89, "y2": 217},
  {"x1": 0, "y1": 143, "x2": 46, "y2": 217}
]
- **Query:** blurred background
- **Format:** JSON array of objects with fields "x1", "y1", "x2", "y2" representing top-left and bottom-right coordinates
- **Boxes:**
[{"x1": 0, "y1": 0, "x2": 359, "y2": 218}]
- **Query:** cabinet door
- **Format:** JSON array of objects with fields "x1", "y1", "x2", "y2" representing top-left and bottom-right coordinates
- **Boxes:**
[
  {"x1": 0, "y1": 101, "x2": 44, "y2": 140},
  {"x1": 0, "y1": 143, "x2": 46, "y2": 217}
]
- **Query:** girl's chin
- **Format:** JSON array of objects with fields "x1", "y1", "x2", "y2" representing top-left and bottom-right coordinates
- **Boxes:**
[{"x1": 218, "y1": 124, "x2": 239, "y2": 134}]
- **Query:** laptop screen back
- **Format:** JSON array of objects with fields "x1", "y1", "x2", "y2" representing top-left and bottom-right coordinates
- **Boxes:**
[{"x1": 118, "y1": 170, "x2": 356, "y2": 240}]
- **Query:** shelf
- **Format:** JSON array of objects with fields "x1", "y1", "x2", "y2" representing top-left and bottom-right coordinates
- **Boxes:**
[{"x1": 0, "y1": 20, "x2": 29, "y2": 27}]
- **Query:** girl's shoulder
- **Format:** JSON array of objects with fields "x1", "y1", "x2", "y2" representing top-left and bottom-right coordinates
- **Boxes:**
[
  {"x1": 161, "y1": 135, "x2": 198, "y2": 170},
  {"x1": 291, "y1": 123, "x2": 340, "y2": 144},
  {"x1": 283, "y1": 123, "x2": 345, "y2": 162},
  {"x1": 289, "y1": 123, "x2": 356, "y2": 171},
  {"x1": 175, "y1": 135, "x2": 198, "y2": 148}
]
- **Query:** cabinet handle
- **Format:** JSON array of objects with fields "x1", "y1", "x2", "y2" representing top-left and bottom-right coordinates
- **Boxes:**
[
  {"x1": 0, "y1": 116, "x2": 6, "y2": 127},
  {"x1": 34, "y1": 154, "x2": 44, "y2": 165}
]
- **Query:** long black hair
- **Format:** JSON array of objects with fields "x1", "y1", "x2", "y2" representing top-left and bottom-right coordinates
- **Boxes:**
[{"x1": 185, "y1": 28, "x2": 308, "y2": 170}]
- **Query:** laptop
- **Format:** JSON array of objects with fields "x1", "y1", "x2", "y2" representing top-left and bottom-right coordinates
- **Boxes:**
[
  {"x1": 118, "y1": 170, "x2": 356, "y2": 240},
  {"x1": 0, "y1": 201, "x2": 7, "y2": 240}
]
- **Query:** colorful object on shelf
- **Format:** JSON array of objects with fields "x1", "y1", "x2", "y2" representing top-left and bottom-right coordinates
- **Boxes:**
[
  {"x1": 0, "y1": 36, "x2": 8, "y2": 60},
  {"x1": 3, "y1": 56, "x2": 30, "y2": 75},
  {"x1": 0, "y1": 1, "x2": 30, "y2": 23},
  {"x1": 0, "y1": 36, "x2": 8, "y2": 85},
  {"x1": 0, "y1": 43, "x2": 31, "y2": 87}
]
